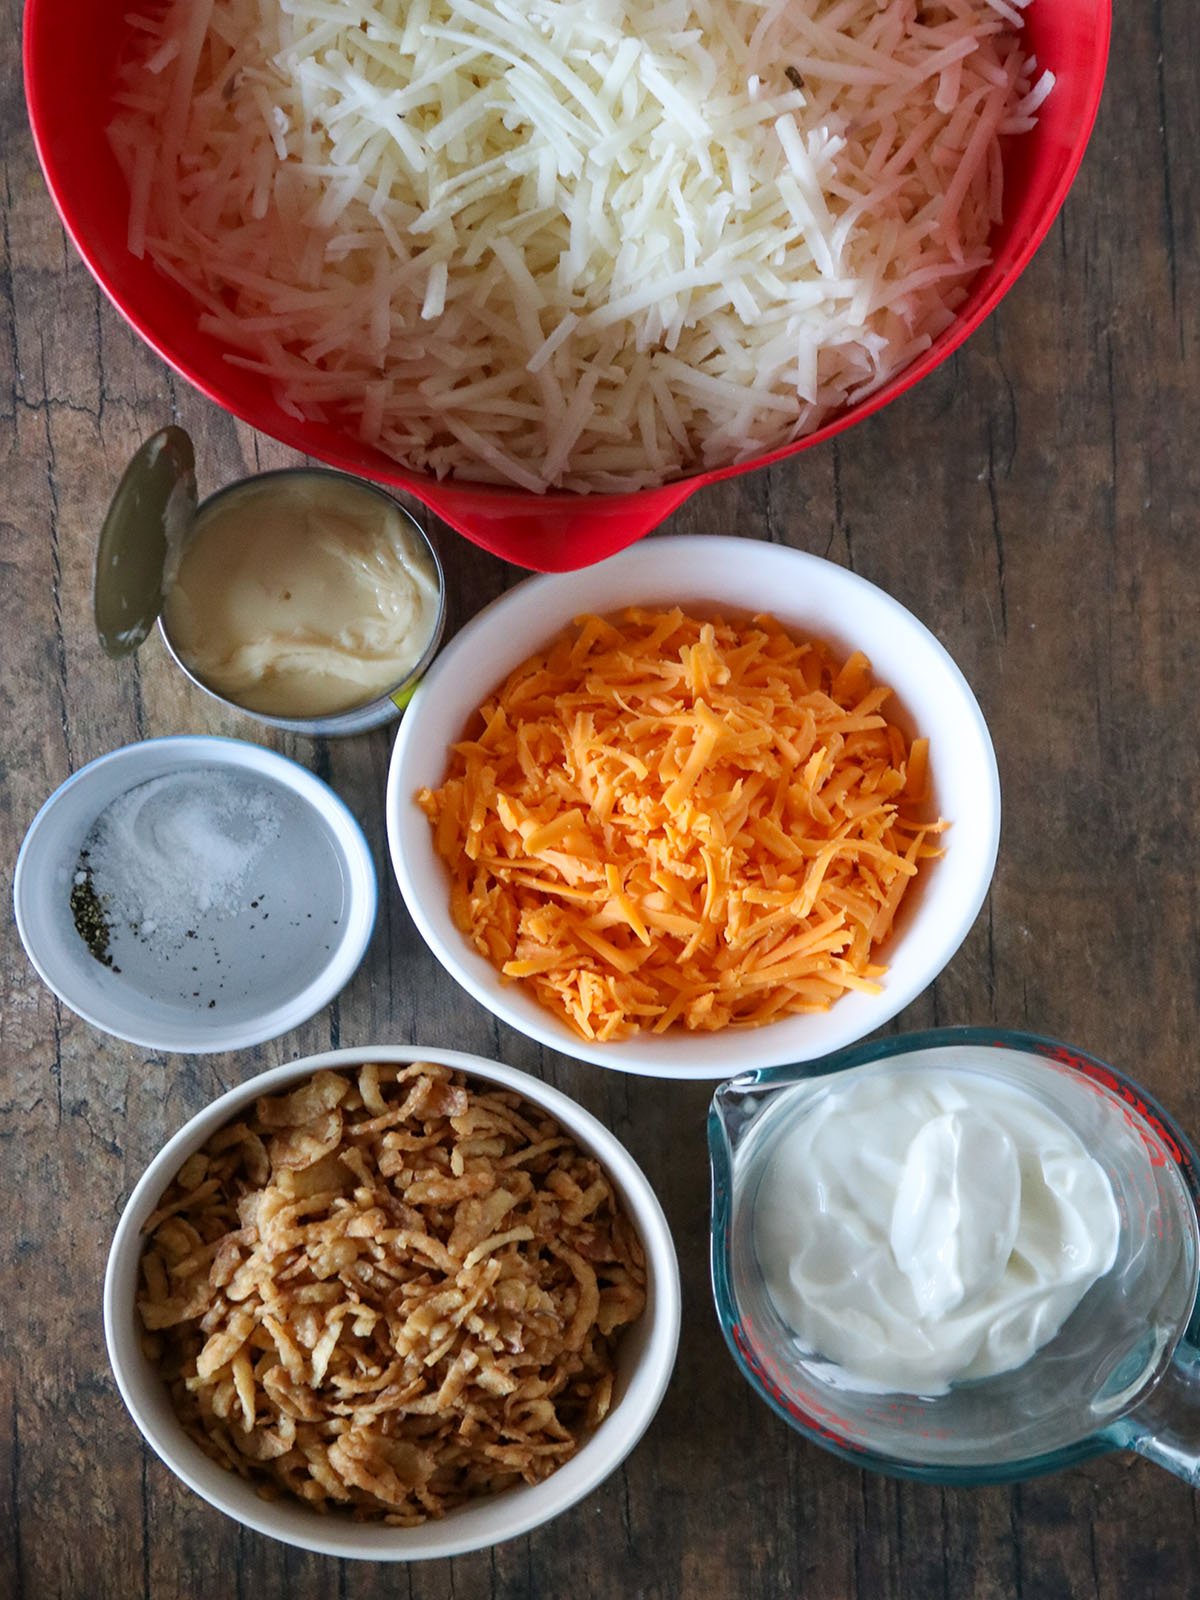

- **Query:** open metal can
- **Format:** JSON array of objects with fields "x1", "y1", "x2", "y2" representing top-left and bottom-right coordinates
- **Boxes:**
[{"x1": 94, "y1": 428, "x2": 447, "y2": 737}]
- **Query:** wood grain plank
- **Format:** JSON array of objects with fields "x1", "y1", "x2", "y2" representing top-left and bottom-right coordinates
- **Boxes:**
[{"x1": 6, "y1": 0, "x2": 1200, "y2": 1593}]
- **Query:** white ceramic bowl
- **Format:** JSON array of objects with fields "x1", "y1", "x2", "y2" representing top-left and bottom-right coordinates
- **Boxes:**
[
  {"x1": 104, "y1": 1045, "x2": 681, "y2": 1560},
  {"x1": 387, "y1": 535, "x2": 1000, "y2": 1079},
  {"x1": 13, "y1": 737, "x2": 377, "y2": 1053}
]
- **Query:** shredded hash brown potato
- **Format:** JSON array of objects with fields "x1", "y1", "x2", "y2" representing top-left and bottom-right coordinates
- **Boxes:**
[
  {"x1": 417, "y1": 609, "x2": 947, "y2": 1040},
  {"x1": 107, "y1": 0, "x2": 1051, "y2": 493},
  {"x1": 137, "y1": 1062, "x2": 646, "y2": 1523}
]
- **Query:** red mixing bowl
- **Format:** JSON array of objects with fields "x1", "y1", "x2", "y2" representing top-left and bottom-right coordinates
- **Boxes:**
[{"x1": 24, "y1": 1, "x2": 1110, "y2": 573}]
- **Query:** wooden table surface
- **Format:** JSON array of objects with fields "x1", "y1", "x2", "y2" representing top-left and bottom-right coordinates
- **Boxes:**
[{"x1": 4, "y1": 2, "x2": 1200, "y2": 1595}]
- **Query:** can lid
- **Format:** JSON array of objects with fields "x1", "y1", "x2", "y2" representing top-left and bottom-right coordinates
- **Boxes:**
[{"x1": 94, "y1": 426, "x2": 198, "y2": 658}]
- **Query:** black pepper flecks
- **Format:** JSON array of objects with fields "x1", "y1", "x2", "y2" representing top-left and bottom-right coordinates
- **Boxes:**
[{"x1": 70, "y1": 857, "x2": 114, "y2": 968}]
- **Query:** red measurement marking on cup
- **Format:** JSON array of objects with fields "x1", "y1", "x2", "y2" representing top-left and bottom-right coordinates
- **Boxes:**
[
  {"x1": 1037, "y1": 1043, "x2": 1191, "y2": 1178},
  {"x1": 732, "y1": 1319, "x2": 863, "y2": 1450}
]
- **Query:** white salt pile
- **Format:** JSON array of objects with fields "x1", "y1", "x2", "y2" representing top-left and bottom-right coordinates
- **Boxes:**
[{"x1": 79, "y1": 769, "x2": 284, "y2": 947}]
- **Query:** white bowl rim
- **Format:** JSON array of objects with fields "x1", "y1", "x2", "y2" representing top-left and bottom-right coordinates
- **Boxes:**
[
  {"x1": 103, "y1": 1043, "x2": 682, "y2": 1560},
  {"x1": 386, "y1": 535, "x2": 1001, "y2": 1080},
  {"x1": 13, "y1": 735, "x2": 378, "y2": 1053}
]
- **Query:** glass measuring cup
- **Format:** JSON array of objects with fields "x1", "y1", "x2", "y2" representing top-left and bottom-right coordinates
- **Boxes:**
[{"x1": 709, "y1": 1027, "x2": 1200, "y2": 1485}]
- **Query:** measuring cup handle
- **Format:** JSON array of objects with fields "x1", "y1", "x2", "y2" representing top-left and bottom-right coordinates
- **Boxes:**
[{"x1": 1116, "y1": 1339, "x2": 1200, "y2": 1485}]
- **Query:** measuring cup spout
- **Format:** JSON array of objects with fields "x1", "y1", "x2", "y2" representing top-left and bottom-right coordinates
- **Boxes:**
[
  {"x1": 1114, "y1": 1340, "x2": 1200, "y2": 1486},
  {"x1": 710, "y1": 1072, "x2": 789, "y2": 1166}
]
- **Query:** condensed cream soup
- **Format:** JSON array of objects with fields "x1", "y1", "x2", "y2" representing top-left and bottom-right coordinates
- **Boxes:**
[
  {"x1": 163, "y1": 473, "x2": 440, "y2": 717},
  {"x1": 754, "y1": 1067, "x2": 1120, "y2": 1396}
]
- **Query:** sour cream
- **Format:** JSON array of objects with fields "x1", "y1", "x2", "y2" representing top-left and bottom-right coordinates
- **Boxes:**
[
  {"x1": 753, "y1": 1068, "x2": 1121, "y2": 1396},
  {"x1": 163, "y1": 473, "x2": 441, "y2": 717}
]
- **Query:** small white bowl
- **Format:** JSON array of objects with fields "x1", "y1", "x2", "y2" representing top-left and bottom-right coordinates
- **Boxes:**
[
  {"x1": 387, "y1": 535, "x2": 1000, "y2": 1080},
  {"x1": 14, "y1": 736, "x2": 376, "y2": 1053},
  {"x1": 104, "y1": 1045, "x2": 681, "y2": 1560}
]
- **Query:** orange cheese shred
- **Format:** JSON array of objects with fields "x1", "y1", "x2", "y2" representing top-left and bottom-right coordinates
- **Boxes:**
[{"x1": 417, "y1": 609, "x2": 948, "y2": 1042}]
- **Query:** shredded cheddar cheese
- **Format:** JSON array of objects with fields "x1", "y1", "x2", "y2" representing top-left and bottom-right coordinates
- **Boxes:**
[{"x1": 417, "y1": 608, "x2": 947, "y2": 1042}]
